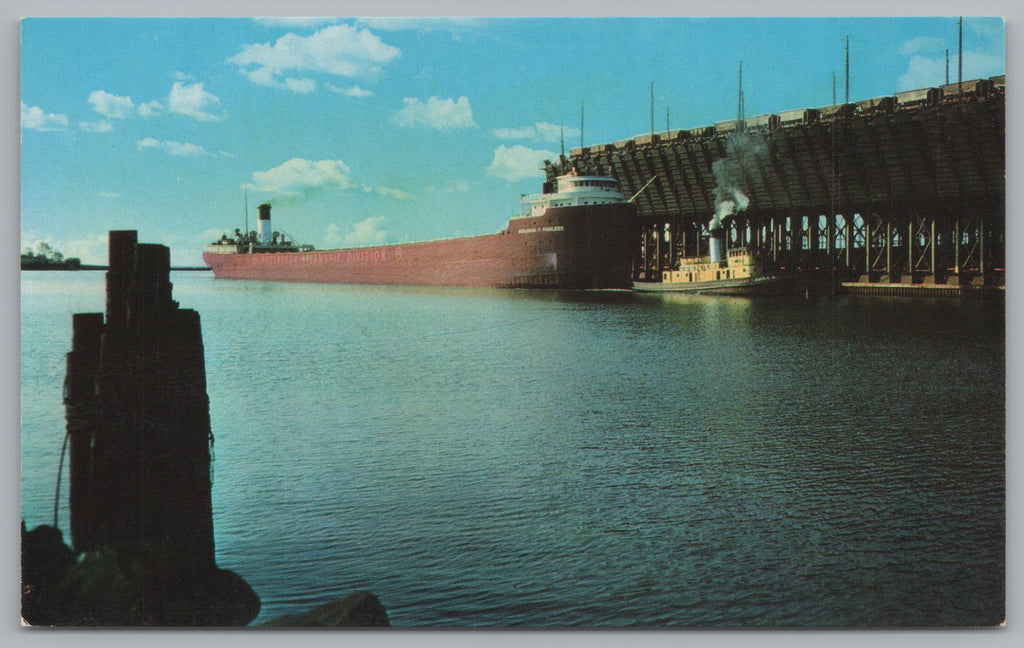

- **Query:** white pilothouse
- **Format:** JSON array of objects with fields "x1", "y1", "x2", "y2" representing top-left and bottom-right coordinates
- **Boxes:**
[{"x1": 519, "y1": 171, "x2": 628, "y2": 217}]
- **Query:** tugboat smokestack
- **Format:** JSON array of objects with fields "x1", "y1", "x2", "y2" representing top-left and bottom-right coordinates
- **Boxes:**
[{"x1": 709, "y1": 228, "x2": 725, "y2": 263}]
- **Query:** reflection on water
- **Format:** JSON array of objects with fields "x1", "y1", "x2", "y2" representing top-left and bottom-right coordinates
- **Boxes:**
[
  {"x1": 653, "y1": 291, "x2": 757, "y2": 333},
  {"x1": 20, "y1": 273, "x2": 1004, "y2": 627}
]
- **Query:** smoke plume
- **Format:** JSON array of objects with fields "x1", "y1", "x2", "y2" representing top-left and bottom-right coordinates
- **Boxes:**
[{"x1": 709, "y1": 132, "x2": 765, "y2": 230}]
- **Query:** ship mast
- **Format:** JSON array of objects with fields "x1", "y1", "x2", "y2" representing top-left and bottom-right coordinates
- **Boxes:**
[
  {"x1": 580, "y1": 100, "x2": 584, "y2": 149},
  {"x1": 560, "y1": 127, "x2": 569, "y2": 173},
  {"x1": 244, "y1": 189, "x2": 249, "y2": 239}
]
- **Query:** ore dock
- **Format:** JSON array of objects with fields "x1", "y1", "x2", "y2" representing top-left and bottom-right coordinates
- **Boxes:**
[{"x1": 565, "y1": 74, "x2": 1004, "y2": 296}]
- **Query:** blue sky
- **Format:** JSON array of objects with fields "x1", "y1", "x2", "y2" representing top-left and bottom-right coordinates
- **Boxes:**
[{"x1": 20, "y1": 15, "x2": 1006, "y2": 266}]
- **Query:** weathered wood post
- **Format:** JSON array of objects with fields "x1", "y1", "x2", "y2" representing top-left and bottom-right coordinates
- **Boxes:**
[{"x1": 57, "y1": 230, "x2": 257, "y2": 625}]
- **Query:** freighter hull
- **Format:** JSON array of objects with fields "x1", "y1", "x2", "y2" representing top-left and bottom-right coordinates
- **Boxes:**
[{"x1": 203, "y1": 203, "x2": 637, "y2": 290}]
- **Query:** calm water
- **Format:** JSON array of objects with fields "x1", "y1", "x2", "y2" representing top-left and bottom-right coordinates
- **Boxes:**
[{"x1": 20, "y1": 271, "x2": 1005, "y2": 627}]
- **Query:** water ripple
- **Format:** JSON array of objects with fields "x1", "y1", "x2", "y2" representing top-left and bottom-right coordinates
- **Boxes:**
[{"x1": 20, "y1": 274, "x2": 1005, "y2": 627}]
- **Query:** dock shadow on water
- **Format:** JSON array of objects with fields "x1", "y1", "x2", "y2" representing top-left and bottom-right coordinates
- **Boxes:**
[{"x1": 21, "y1": 231, "x2": 387, "y2": 627}]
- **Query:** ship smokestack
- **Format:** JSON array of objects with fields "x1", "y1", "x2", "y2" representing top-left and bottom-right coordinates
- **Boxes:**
[
  {"x1": 258, "y1": 203, "x2": 272, "y2": 244},
  {"x1": 708, "y1": 191, "x2": 747, "y2": 264}
]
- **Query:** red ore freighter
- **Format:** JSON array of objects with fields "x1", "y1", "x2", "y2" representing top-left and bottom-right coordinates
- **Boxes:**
[{"x1": 202, "y1": 170, "x2": 638, "y2": 289}]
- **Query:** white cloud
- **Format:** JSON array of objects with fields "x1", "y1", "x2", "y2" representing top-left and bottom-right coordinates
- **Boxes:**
[
  {"x1": 343, "y1": 216, "x2": 387, "y2": 246},
  {"x1": 250, "y1": 158, "x2": 357, "y2": 196},
  {"x1": 899, "y1": 37, "x2": 943, "y2": 56},
  {"x1": 21, "y1": 233, "x2": 109, "y2": 266},
  {"x1": 967, "y1": 17, "x2": 1004, "y2": 42},
  {"x1": 67, "y1": 234, "x2": 111, "y2": 264},
  {"x1": 486, "y1": 145, "x2": 556, "y2": 182},
  {"x1": 137, "y1": 137, "x2": 210, "y2": 157},
  {"x1": 138, "y1": 100, "x2": 163, "y2": 117},
  {"x1": 394, "y1": 96, "x2": 476, "y2": 131},
  {"x1": 21, "y1": 102, "x2": 69, "y2": 131},
  {"x1": 86, "y1": 83, "x2": 220, "y2": 122},
  {"x1": 962, "y1": 51, "x2": 1005, "y2": 80},
  {"x1": 328, "y1": 83, "x2": 373, "y2": 98},
  {"x1": 241, "y1": 66, "x2": 279, "y2": 88},
  {"x1": 324, "y1": 223, "x2": 344, "y2": 247},
  {"x1": 897, "y1": 50, "x2": 1005, "y2": 91},
  {"x1": 363, "y1": 185, "x2": 415, "y2": 200},
  {"x1": 324, "y1": 217, "x2": 388, "y2": 247},
  {"x1": 493, "y1": 121, "x2": 576, "y2": 144},
  {"x1": 229, "y1": 24, "x2": 400, "y2": 92},
  {"x1": 167, "y1": 81, "x2": 226, "y2": 121},
  {"x1": 428, "y1": 180, "x2": 471, "y2": 194},
  {"x1": 88, "y1": 90, "x2": 136, "y2": 119},
  {"x1": 79, "y1": 120, "x2": 114, "y2": 133},
  {"x1": 897, "y1": 55, "x2": 945, "y2": 91},
  {"x1": 285, "y1": 77, "x2": 316, "y2": 94},
  {"x1": 494, "y1": 125, "x2": 537, "y2": 140}
]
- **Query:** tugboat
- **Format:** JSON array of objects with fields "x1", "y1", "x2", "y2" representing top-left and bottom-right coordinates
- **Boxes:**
[
  {"x1": 632, "y1": 195, "x2": 789, "y2": 294},
  {"x1": 632, "y1": 246, "x2": 789, "y2": 295}
]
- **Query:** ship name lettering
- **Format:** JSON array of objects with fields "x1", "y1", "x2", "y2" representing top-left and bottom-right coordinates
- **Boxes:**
[
  {"x1": 343, "y1": 248, "x2": 387, "y2": 264},
  {"x1": 541, "y1": 226, "x2": 564, "y2": 232}
]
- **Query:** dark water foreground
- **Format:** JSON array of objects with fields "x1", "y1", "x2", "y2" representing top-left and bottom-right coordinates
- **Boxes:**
[{"x1": 21, "y1": 272, "x2": 1005, "y2": 627}]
